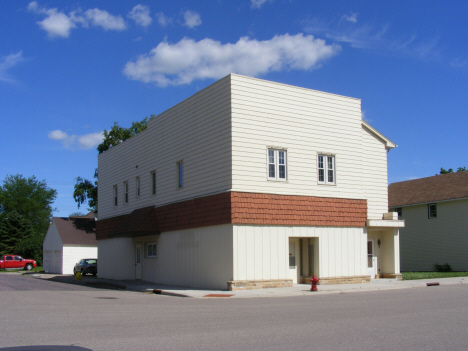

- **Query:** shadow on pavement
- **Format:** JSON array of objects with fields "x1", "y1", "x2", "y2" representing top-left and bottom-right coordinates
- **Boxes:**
[
  {"x1": 0, "y1": 346, "x2": 92, "y2": 351},
  {"x1": 36, "y1": 274, "x2": 126, "y2": 290}
]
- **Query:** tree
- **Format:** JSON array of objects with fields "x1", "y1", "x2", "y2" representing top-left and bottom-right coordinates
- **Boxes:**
[
  {"x1": 96, "y1": 117, "x2": 149, "y2": 154},
  {"x1": 0, "y1": 174, "x2": 57, "y2": 235},
  {"x1": 73, "y1": 169, "x2": 97, "y2": 211},
  {"x1": 440, "y1": 167, "x2": 467, "y2": 174},
  {"x1": 0, "y1": 211, "x2": 34, "y2": 255},
  {"x1": 74, "y1": 116, "x2": 150, "y2": 211}
]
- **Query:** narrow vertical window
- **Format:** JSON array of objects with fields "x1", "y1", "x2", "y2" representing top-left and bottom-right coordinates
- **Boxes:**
[
  {"x1": 267, "y1": 149, "x2": 287, "y2": 181},
  {"x1": 428, "y1": 203, "x2": 437, "y2": 219},
  {"x1": 318, "y1": 154, "x2": 335, "y2": 184},
  {"x1": 151, "y1": 171, "x2": 156, "y2": 195},
  {"x1": 178, "y1": 162, "x2": 183, "y2": 188},
  {"x1": 113, "y1": 185, "x2": 118, "y2": 207},
  {"x1": 136, "y1": 177, "x2": 140, "y2": 198},
  {"x1": 124, "y1": 182, "x2": 129, "y2": 204}
]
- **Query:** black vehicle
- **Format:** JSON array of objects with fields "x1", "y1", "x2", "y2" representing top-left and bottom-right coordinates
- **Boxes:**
[{"x1": 74, "y1": 258, "x2": 98, "y2": 276}]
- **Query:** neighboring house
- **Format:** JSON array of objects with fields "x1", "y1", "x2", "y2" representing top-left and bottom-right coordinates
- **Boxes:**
[
  {"x1": 96, "y1": 74, "x2": 404, "y2": 290},
  {"x1": 43, "y1": 212, "x2": 97, "y2": 274},
  {"x1": 389, "y1": 171, "x2": 468, "y2": 272}
]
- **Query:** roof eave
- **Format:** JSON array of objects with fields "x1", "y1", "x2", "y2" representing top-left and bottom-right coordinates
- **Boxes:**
[{"x1": 362, "y1": 121, "x2": 397, "y2": 150}]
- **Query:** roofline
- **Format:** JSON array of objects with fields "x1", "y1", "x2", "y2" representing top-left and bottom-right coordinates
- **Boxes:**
[
  {"x1": 389, "y1": 196, "x2": 468, "y2": 208},
  {"x1": 362, "y1": 121, "x2": 397, "y2": 150}
]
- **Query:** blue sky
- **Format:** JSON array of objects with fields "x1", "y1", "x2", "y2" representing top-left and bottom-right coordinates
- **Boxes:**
[{"x1": 1, "y1": 0, "x2": 467, "y2": 217}]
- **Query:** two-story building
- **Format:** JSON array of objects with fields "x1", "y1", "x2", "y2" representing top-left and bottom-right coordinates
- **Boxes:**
[{"x1": 96, "y1": 74, "x2": 404, "y2": 290}]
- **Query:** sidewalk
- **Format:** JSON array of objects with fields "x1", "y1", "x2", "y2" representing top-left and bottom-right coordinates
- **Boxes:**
[{"x1": 26, "y1": 272, "x2": 468, "y2": 298}]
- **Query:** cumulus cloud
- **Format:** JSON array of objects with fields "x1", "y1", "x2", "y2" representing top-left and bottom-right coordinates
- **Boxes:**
[
  {"x1": 156, "y1": 12, "x2": 172, "y2": 27},
  {"x1": 251, "y1": 0, "x2": 273, "y2": 9},
  {"x1": 182, "y1": 10, "x2": 201, "y2": 28},
  {"x1": 28, "y1": 2, "x2": 126, "y2": 37},
  {"x1": 123, "y1": 33, "x2": 340, "y2": 87},
  {"x1": 127, "y1": 4, "x2": 152, "y2": 27},
  {"x1": 48, "y1": 130, "x2": 103, "y2": 149},
  {"x1": 84, "y1": 8, "x2": 126, "y2": 30},
  {"x1": 0, "y1": 51, "x2": 24, "y2": 83}
]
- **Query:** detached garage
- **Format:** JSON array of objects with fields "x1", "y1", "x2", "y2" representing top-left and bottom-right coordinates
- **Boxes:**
[{"x1": 43, "y1": 213, "x2": 97, "y2": 274}]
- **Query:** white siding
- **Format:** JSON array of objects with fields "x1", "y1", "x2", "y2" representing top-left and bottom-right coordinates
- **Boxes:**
[
  {"x1": 136, "y1": 224, "x2": 233, "y2": 290},
  {"x1": 233, "y1": 225, "x2": 367, "y2": 280},
  {"x1": 98, "y1": 238, "x2": 135, "y2": 280},
  {"x1": 62, "y1": 246, "x2": 98, "y2": 275},
  {"x1": 399, "y1": 199, "x2": 468, "y2": 271},
  {"x1": 43, "y1": 223, "x2": 63, "y2": 252},
  {"x1": 231, "y1": 74, "x2": 364, "y2": 200},
  {"x1": 98, "y1": 75, "x2": 233, "y2": 220},
  {"x1": 361, "y1": 126, "x2": 391, "y2": 219}
]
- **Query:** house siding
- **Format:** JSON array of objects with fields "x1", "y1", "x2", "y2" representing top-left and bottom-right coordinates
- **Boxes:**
[
  {"x1": 62, "y1": 246, "x2": 98, "y2": 275},
  {"x1": 399, "y1": 199, "x2": 468, "y2": 271},
  {"x1": 97, "y1": 75, "x2": 233, "y2": 221}
]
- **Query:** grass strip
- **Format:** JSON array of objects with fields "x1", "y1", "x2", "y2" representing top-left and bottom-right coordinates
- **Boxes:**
[{"x1": 402, "y1": 272, "x2": 468, "y2": 280}]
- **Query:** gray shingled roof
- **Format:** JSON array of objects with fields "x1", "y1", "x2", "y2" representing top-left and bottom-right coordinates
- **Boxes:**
[
  {"x1": 388, "y1": 171, "x2": 468, "y2": 207},
  {"x1": 53, "y1": 216, "x2": 97, "y2": 246}
]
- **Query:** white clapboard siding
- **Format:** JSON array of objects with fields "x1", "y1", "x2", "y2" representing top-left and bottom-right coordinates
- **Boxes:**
[
  {"x1": 230, "y1": 74, "x2": 364, "y2": 201},
  {"x1": 98, "y1": 76, "x2": 233, "y2": 220}
]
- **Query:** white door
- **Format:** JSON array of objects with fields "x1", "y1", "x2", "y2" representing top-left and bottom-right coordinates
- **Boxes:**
[
  {"x1": 54, "y1": 251, "x2": 62, "y2": 274},
  {"x1": 367, "y1": 240, "x2": 375, "y2": 278},
  {"x1": 135, "y1": 244, "x2": 142, "y2": 280},
  {"x1": 288, "y1": 239, "x2": 298, "y2": 284}
]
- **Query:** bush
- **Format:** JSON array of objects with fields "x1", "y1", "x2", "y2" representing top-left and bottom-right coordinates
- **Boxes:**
[{"x1": 433, "y1": 262, "x2": 452, "y2": 272}]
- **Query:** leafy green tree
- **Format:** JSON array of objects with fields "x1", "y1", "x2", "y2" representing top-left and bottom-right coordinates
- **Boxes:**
[
  {"x1": 73, "y1": 169, "x2": 97, "y2": 211},
  {"x1": 74, "y1": 116, "x2": 151, "y2": 211},
  {"x1": 96, "y1": 117, "x2": 149, "y2": 154},
  {"x1": 440, "y1": 167, "x2": 467, "y2": 174},
  {"x1": 0, "y1": 174, "x2": 57, "y2": 235}
]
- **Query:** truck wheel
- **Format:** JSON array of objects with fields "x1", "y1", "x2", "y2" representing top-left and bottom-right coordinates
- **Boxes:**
[{"x1": 25, "y1": 264, "x2": 33, "y2": 271}]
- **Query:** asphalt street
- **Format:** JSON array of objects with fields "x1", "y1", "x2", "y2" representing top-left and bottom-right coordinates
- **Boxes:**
[{"x1": 1, "y1": 273, "x2": 467, "y2": 351}]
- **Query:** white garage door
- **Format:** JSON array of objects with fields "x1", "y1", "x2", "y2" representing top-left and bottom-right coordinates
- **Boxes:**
[
  {"x1": 43, "y1": 251, "x2": 53, "y2": 273},
  {"x1": 54, "y1": 251, "x2": 63, "y2": 274}
]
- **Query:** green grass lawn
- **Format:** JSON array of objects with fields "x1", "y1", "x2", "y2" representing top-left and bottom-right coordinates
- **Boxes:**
[
  {"x1": 402, "y1": 272, "x2": 468, "y2": 280},
  {"x1": 0, "y1": 266, "x2": 43, "y2": 273}
]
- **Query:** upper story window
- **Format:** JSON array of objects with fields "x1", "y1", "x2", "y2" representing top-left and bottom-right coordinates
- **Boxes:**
[
  {"x1": 136, "y1": 177, "x2": 140, "y2": 199},
  {"x1": 428, "y1": 203, "x2": 437, "y2": 219},
  {"x1": 268, "y1": 149, "x2": 287, "y2": 181},
  {"x1": 150, "y1": 171, "x2": 156, "y2": 195},
  {"x1": 113, "y1": 185, "x2": 118, "y2": 207},
  {"x1": 395, "y1": 207, "x2": 402, "y2": 218},
  {"x1": 318, "y1": 155, "x2": 335, "y2": 184},
  {"x1": 124, "y1": 181, "x2": 129, "y2": 204},
  {"x1": 177, "y1": 162, "x2": 183, "y2": 188}
]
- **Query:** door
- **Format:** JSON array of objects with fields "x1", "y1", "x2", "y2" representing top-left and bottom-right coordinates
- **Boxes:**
[
  {"x1": 135, "y1": 243, "x2": 142, "y2": 280},
  {"x1": 367, "y1": 240, "x2": 375, "y2": 278},
  {"x1": 288, "y1": 239, "x2": 298, "y2": 284}
]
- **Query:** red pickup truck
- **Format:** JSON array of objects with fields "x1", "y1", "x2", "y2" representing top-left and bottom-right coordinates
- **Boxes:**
[{"x1": 0, "y1": 255, "x2": 37, "y2": 270}]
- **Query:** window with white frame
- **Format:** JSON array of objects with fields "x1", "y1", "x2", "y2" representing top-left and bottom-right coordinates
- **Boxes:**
[
  {"x1": 136, "y1": 177, "x2": 140, "y2": 198},
  {"x1": 147, "y1": 243, "x2": 157, "y2": 257},
  {"x1": 267, "y1": 149, "x2": 287, "y2": 180},
  {"x1": 428, "y1": 203, "x2": 437, "y2": 219},
  {"x1": 150, "y1": 171, "x2": 156, "y2": 195},
  {"x1": 113, "y1": 185, "x2": 118, "y2": 207},
  {"x1": 177, "y1": 161, "x2": 183, "y2": 188},
  {"x1": 318, "y1": 155, "x2": 335, "y2": 184},
  {"x1": 124, "y1": 181, "x2": 129, "y2": 204}
]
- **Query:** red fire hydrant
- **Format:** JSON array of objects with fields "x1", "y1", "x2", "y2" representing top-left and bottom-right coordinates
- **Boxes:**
[{"x1": 310, "y1": 275, "x2": 319, "y2": 292}]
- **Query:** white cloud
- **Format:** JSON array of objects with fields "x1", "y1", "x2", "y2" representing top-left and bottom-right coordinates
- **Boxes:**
[
  {"x1": 156, "y1": 12, "x2": 172, "y2": 27},
  {"x1": 0, "y1": 51, "x2": 24, "y2": 83},
  {"x1": 84, "y1": 8, "x2": 126, "y2": 31},
  {"x1": 342, "y1": 12, "x2": 358, "y2": 23},
  {"x1": 28, "y1": 2, "x2": 127, "y2": 37},
  {"x1": 123, "y1": 33, "x2": 340, "y2": 87},
  {"x1": 127, "y1": 4, "x2": 152, "y2": 27},
  {"x1": 251, "y1": 0, "x2": 273, "y2": 9},
  {"x1": 182, "y1": 10, "x2": 201, "y2": 28},
  {"x1": 48, "y1": 130, "x2": 103, "y2": 149}
]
